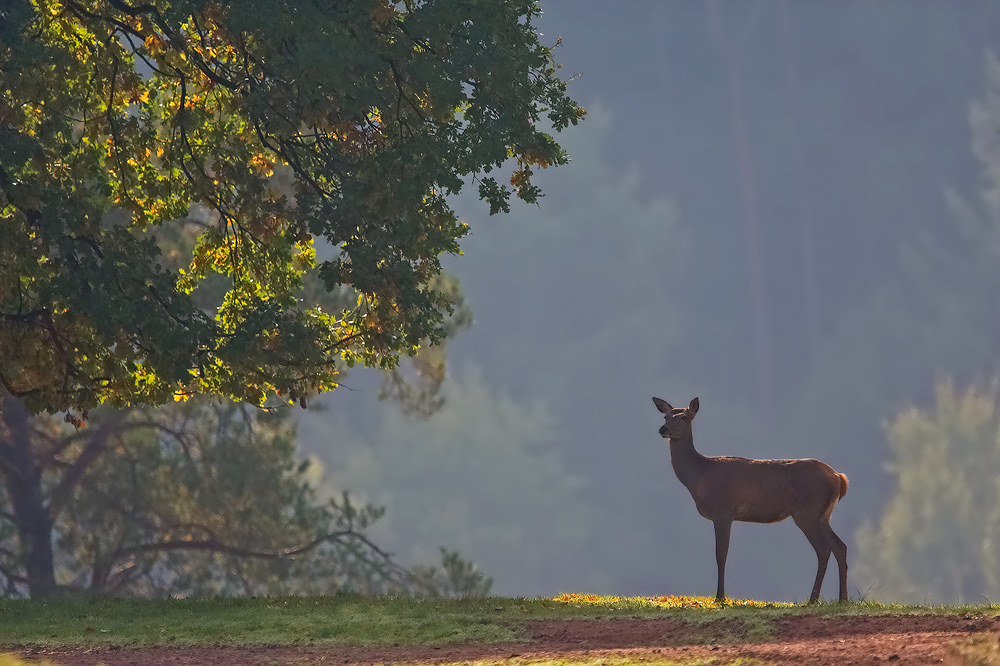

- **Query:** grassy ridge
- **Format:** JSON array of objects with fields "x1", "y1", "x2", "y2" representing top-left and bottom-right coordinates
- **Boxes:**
[{"x1": 0, "y1": 594, "x2": 997, "y2": 648}]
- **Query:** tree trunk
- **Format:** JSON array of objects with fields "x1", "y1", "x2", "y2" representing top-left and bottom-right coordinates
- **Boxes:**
[{"x1": 1, "y1": 396, "x2": 58, "y2": 598}]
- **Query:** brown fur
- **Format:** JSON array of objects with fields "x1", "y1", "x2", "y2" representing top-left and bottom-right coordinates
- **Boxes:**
[{"x1": 653, "y1": 396, "x2": 849, "y2": 604}]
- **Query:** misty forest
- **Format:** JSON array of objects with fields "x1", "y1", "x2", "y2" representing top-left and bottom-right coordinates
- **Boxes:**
[{"x1": 4, "y1": 0, "x2": 1000, "y2": 606}]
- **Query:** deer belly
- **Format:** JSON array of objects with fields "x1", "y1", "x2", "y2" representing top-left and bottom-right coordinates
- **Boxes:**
[{"x1": 736, "y1": 503, "x2": 791, "y2": 523}]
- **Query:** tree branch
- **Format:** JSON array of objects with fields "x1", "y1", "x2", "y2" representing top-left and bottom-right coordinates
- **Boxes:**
[
  {"x1": 111, "y1": 528, "x2": 381, "y2": 563},
  {"x1": 46, "y1": 411, "x2": 125, "y2": 519},
  {"x1": 104, "y1": 0, "x2": 242, "y2": 91},
  {"x1": 41, "y1": 416, "x2": 196, "y2": 471},
  {"x1": 0, "y1": 310, "x2": 47, "y2": 323}
]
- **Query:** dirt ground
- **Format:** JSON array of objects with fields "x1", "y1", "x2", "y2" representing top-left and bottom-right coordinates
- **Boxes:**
[{"x1": 16, "y1": 614, "x2": 1000, "y2": 665}]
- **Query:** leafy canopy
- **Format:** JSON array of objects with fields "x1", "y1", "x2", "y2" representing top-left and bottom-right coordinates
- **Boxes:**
[{"x1": 0, "y1": 0, "x2": 584, "y2": 413}]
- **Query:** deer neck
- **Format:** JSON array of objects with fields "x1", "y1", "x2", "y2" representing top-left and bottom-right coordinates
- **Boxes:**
[{"x1": 667, "y1": 434, "x2": 708, "y2": 489}]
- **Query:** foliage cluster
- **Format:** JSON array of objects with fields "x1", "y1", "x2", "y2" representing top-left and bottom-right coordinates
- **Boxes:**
[{"x1": 0, "y1": 0, "x2": 583, "y2": 413}]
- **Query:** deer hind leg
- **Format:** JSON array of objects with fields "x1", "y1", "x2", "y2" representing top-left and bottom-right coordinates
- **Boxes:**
[
  {"x1": 794, "y1": 517, "x2": 831, "y2": 604},
  {"x1": 713, "y1": 519, "x2": 732, "y2": 602},
  {"x1": 822, "y1": 522, "x2": 848, "y2": 602}
]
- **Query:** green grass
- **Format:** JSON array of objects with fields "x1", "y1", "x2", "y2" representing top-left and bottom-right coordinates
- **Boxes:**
[
  {"x1": 947, "y1": 633, "x2": 1000, "y2": 666},
  {"x1": 0, "y1": 594, "x2": 997, "y2": 649},
  {"x1": 0, "y1": 595, "x2": 520, "y2": 647}
]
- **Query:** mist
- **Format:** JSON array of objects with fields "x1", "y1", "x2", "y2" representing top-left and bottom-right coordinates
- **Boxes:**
[{"x1": 299, "y1": 1, "x2": 1000, "y2": 604}]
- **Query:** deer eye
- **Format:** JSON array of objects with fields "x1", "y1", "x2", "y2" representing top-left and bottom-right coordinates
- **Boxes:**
[{"x1": 679, "y1": 414, "x2": 688, "y2": 421}]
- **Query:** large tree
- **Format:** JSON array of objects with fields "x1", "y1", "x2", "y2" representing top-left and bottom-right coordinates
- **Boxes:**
[{"x1": 0, "y1": 0, "x2": 584, "y2": 414}]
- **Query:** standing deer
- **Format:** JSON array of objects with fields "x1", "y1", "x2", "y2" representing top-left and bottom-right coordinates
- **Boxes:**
[{"x1": 652, "y1": 396, "x2": 848, "y2": 603}]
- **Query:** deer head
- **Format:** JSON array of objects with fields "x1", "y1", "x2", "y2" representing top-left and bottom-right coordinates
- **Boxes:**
[{"x1": 652, "y1": 396, "x2": 699, "y2": 439}]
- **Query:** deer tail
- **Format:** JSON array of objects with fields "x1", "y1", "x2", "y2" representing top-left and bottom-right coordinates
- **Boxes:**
[{"x1": 837, "y1": 473, "x2": 849, "y2": 500}]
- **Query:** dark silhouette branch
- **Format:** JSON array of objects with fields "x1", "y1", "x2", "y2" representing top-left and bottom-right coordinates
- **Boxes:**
[
  {"x1": 0, "y1": 310, "x2": 47, "y2": 323},
  {"x1": 47, "y1": 412, "x2": 124, "y2": 519},
  {"x1": 103, "y1": 0, "x2": 242, "y2": 91},
  {"x1": 93, "y1": 528, "x2": 417, "y2": 591},
  {"x1": 95, "y1": 526, "x2": 414, "y2": 584}
]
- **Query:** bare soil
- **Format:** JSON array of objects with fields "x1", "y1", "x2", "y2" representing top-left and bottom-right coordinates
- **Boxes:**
[{"x1": 16, "y1": 614, "x2": 1000, "y2": 665}]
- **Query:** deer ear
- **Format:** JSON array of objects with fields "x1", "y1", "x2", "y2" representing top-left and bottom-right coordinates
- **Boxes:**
[
  {"x1": 688, "y1": 397, "x2": 700, "y2": 415},
  {"x1": 652, "y1": 397, "x2": 673, "y2": 414}
]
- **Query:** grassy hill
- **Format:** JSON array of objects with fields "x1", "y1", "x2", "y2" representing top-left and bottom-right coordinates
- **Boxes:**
[{"x1": 0, "y1": 594, "x2": 997, "y2": 649}]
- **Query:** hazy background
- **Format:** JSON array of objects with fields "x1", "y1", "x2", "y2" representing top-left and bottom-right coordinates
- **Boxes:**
[{"x1": 298, "y1": 1, "x2": 1000, "y2": 603}]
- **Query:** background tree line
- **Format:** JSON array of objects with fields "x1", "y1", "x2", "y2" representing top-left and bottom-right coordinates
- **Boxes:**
[{"x1": 302, "y1": 2, "x2": 1000, "y2": 602}]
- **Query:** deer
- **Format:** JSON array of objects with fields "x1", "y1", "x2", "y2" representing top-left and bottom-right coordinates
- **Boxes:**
[{"x1": 652, "y1": 396, "x2": 849, "y2": 604}]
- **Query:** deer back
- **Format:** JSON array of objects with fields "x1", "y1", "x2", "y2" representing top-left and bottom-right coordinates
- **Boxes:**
[{"x1": 687, "y1": 456, "x2": 844, "y2": 524}]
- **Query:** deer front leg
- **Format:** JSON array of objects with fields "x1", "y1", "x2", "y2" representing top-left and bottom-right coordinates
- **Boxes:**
[{"x1": 713, "y1": 519, "x2": 732, "y2": 602}]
